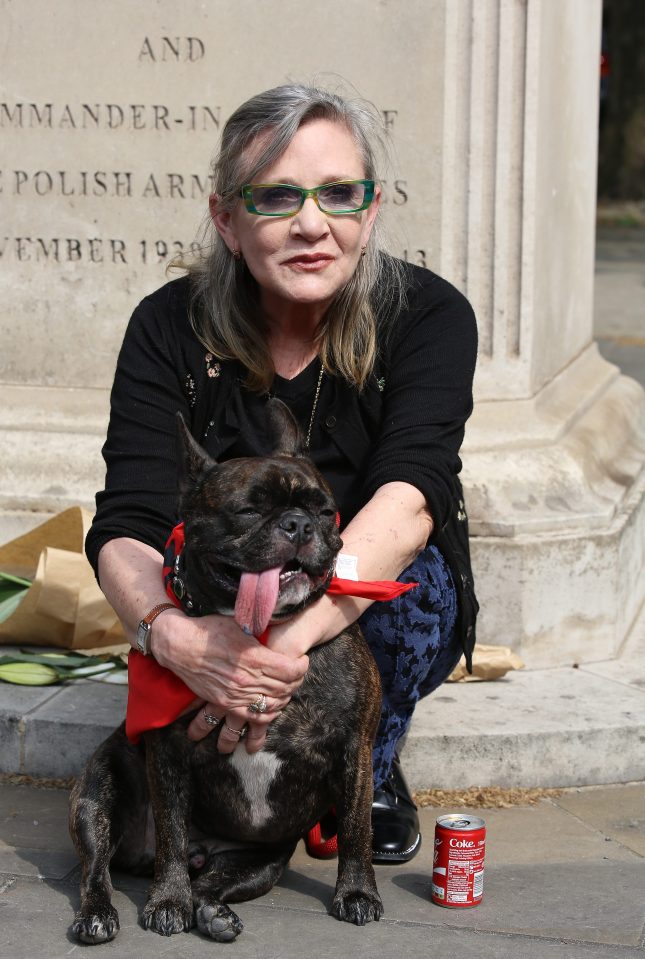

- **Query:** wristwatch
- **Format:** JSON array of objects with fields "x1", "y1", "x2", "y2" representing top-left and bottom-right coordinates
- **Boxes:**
[{"x1": 136, "y1": 603, "x2": 176, "y2": 656}]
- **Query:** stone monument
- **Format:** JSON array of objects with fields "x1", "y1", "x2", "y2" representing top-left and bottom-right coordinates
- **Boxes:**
[{"x1": 1, "y1": 0, "x2": 643, "y2": 667}]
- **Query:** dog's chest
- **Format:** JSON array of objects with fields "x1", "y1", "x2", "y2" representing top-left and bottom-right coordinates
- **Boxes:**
[{"x1": 229, "y1": 747, "x2": 283, "y2": 828}]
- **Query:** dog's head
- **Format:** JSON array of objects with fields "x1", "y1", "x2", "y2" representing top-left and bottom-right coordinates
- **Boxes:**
[{"x1": 176, "y1": 399, "x2": 342, "y2": 636}]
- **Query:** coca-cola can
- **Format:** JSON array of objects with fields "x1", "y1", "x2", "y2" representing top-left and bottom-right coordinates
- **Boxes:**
[{"x1": 431, "y1": 814, "x2": 486, "y2": 907}]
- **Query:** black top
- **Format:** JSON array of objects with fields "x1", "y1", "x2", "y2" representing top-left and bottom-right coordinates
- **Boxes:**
[{"x1": 86, "y1": 258, "x2": 479, "y2": 665}]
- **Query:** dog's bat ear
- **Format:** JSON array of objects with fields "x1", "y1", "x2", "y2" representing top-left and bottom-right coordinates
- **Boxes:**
[
  {"x1": 265, "y1": 398, "x2": 306, "y2": 456},
  {"x1": 175, "y1": 413, "x2": 217, "y2": 491}
]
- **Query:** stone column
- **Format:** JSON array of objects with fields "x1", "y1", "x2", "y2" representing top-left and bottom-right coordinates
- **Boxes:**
[{"x1": 440, "y1": 0, "x2": 645, "y2": 665}]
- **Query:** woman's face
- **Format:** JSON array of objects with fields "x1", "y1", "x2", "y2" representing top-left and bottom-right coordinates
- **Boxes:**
[{"x1": 211, "y1": 118, "x2": 381, "y2": 321}]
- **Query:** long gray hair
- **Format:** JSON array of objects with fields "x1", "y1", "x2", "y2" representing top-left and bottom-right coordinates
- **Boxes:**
[{"x1": 187, "y1": 83, "x2": 405, "y2": 393}]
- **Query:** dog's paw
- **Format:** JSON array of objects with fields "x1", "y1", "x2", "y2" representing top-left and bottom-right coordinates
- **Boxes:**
[
  {"x1": 195, "y1": 902, "x2": 244, "y2": 942},
  {"x1": 141, "y1": 897, "x2": 194, "y2": 936},
  {"x1": 72, "y1": 904, "x2": 120, "y2": 944},
  {"x1": 330, "y1": 888, "x2": 383, "y2": 925}
]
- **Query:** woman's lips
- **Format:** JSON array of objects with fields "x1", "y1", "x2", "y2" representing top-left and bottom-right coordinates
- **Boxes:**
[{"x1": 284, "y1": 254, "x2": 334, "y2": 271}]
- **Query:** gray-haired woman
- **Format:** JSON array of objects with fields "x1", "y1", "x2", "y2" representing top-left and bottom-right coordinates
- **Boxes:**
[{"x1": 86, "y1": 84, "x2": 478, "y2": 863}]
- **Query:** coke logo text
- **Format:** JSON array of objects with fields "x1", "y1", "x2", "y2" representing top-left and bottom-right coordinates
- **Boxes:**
[{"x1": 449, "y1": 838, "x2": 475, "y2": 848}]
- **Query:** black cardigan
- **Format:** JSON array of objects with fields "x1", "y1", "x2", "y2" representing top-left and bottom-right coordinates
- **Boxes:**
[{"x1": 86, "y1": 259, "x2": 479, "y2": 666}]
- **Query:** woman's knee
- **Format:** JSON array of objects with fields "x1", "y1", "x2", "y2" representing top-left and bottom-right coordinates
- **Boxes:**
[{"x1": 359, "y1": 545, "x2": 459, "y2": 702}]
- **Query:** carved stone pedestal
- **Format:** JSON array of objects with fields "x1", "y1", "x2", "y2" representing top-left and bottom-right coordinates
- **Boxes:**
[
  {"x1": 1, "y1": 0, "x2": 642, "y2": 667},
  {"x1": 440, "y1": 0, "x2": 644, "y2": 664}
]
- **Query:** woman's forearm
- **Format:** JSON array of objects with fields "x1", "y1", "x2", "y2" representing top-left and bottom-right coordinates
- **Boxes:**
[
  {"x1": 268, "y1": 481, "x2": 433, "y2": 656},
  {"x1": 97, "y1": 537, "x2": 177, "y2": 647}
]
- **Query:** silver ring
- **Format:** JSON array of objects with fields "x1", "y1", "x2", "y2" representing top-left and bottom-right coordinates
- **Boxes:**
[
  {"x1": 224, "y1": 722, "x2": 247, "y2": 739},
  {"x1": 248, "y1": 694, "x2": 268, "y2": 714},
  {"x1": 203, "y1": 711, "x2": 222, "y2": 728}
]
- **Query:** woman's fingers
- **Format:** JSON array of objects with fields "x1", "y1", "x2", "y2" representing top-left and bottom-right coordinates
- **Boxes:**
[
  {"x1": 154, "y1": 613, "x2": 308, "y2": 746},
  {"x1": 244, "y1": 723, "x2": 267, "y2": 753},
  {"x1": 186, "y1": 705, "x2": 225, "y2": 742},
  {"x1": 186, "y1": 692, "x2": 290, "y2": 746},
  {"x1": 216, "y1": 718, "x2": 249, "y2": 754}
]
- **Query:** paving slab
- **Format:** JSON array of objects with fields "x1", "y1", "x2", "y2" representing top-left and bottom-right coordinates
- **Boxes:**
[
  {"x1": 2, "y1": 875, "x2": 643, "y2": 959},
  {"x1": 594, "y1": 228, "x2": 645, "y2": 341},
  {"x1": 389, "y1": 860, "x2": 645, "y2": 947},
  {"x1": 0, "y1": 782, "x2": 73, "y2": 851},
  {"x1": 0, "y1": 783, "x2": 78, "y2": 880},
  {"x1": 554, "y1": 784, "x2": 645, "y2": 858},
  {"x1": 429, "y1": 804, "x2": 641, "y2": 866},
  {"x1": 1, "y1": 783, "x2": 644, "y2": 957},
  {"x1": 281, "y1": 810, "x2": 645, "y2": 948}
]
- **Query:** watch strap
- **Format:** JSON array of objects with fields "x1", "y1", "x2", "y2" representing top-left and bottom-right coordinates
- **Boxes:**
[{"x1": 136, "y1": 602, "x2": 176, "y2": 656}]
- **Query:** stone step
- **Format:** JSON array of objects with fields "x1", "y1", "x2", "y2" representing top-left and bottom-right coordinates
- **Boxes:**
[{"x1": 1, "y1": 604, "x2": 643, "y2": 788}]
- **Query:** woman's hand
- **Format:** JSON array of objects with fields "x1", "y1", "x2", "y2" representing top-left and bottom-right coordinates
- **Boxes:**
[{"x1": 151, "y1": 609, "x2": 309, "y2": 753}]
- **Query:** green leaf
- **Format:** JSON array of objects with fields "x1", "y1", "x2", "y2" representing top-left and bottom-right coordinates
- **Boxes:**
[
  {"x1": 17, "y1": 649, "x2": 126, "y2": 668},
  {"x1": 0, "y1": 571, "x2": 32, "y2": 588},
  {"x1": 13, "y1": 649, "x2": 96, "y2": 668},
  {"x1": 0, "y1": 572, "x2": 32, "y2": 623},
  {"x1": 0, "y1": 636, "x2": 129, "y2": 686},
  {"x1": 86, "y1": 670, "x2": 128, "y2": 685},
  {"x1": 0, "y1": 584, "x2": 30, "y2": 624}
]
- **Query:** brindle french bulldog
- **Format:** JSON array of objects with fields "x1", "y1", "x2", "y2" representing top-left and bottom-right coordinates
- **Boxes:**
[{"x1": 69, "y1": 400, "x2": 383, "y2": 944}]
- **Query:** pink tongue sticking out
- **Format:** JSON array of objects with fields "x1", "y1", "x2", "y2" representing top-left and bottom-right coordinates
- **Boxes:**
[{"x1": 234, "y1": 566, "x2": 282, "y2": 638}]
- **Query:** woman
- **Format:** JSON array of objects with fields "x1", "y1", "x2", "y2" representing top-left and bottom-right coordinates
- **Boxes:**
[{"x1": 86, "y1": 84, "x2": 478, "y2": 864}]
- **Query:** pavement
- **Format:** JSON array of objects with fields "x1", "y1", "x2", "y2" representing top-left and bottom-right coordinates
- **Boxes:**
[
  {"x1": 0, "y1": 226, "x2": 643, "y2": 955},
  {"x1": 1, "y1": 779, "x2": 644, "y2": 958},
  {"x1": 594, "y1": 227, "x2": 645, "y2": 388}
]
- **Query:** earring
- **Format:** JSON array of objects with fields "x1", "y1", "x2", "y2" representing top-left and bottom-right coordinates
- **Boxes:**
[
  {"x1": 232, "y1": 249, "x2": 242, "y2": 261},
  {"x1": 360, "y1": 245, "x2": 367, "y2": 257}
]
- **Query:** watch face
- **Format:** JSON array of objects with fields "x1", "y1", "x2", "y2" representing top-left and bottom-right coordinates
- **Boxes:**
[{"x1": 137, "y1": 621, "x2": 151, "y2": 654}]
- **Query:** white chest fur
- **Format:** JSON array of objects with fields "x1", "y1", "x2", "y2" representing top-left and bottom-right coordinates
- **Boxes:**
[{"x1": 230, "y1": 747, "x2": 283, "y2": 829}]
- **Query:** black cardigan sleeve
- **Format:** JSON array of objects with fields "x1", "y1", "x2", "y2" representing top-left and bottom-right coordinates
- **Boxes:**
[
  {"x1": 86, "y1": 265, "x2": 477, "y2": 576},
  {"x1": 85, "y1": 278, "x2": 194, "y2": 576},
  {"x1": 362, "y1": 266, "x2": 477, "y2": 532}
]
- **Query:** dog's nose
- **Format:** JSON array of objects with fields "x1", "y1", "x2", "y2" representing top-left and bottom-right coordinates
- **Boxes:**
[{"x1": 279, "y1": 510, "x2": 313, "y2": 545}]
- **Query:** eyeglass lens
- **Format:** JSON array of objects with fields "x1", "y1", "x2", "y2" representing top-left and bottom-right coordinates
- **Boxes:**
[{"x1": 251, "y1": 181, "x2": 368, "y2": 214}]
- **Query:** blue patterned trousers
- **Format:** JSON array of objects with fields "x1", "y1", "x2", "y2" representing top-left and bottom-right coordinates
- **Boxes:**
[{"x1": 358, "y1": 545, "x2": 461, "y2": 789}]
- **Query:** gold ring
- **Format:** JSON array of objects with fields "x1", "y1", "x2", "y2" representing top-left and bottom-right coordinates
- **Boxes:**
[
  {"x1": 224, "y1": 722, "x2": 247, "y2": 739},
  {"x1": 248, "y1": 694, "x2": 268, "y2": 714}
]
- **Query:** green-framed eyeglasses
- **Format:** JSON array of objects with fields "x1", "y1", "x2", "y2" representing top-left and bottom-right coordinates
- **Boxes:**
[{"x1": 240, "y1": 179, "x2": 375, "y2": 217}]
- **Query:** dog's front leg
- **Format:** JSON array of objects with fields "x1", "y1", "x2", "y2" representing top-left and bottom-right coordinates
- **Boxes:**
[
  {"x1": 140, "y1": 730, "x2": 194, "y2": 936},
  {"x1": 331, "y1": 733, "x2": 383, "y2": 925}
]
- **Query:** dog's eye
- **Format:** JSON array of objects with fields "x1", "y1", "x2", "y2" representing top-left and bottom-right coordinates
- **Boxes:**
[{"x1": 236, "y1": 508, "x2": 261, "y2": 517}]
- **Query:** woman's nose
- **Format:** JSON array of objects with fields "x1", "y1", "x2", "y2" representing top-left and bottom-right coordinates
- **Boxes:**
[{"x1": 291, "y1": 196, "x2": 330, "y2": 239}]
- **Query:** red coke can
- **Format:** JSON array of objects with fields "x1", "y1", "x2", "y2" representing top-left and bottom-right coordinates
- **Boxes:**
[{"x1": 431, "y1": 814, "x2": 486, "y2": 907}]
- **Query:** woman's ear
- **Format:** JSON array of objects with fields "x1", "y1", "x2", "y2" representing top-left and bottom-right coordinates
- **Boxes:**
[
  {"x1": 209, "y1": 194, "x2": 237, "y2": 253},
  {"x1": 208, "y1": 193, "x2": 220, "y2": 223}
]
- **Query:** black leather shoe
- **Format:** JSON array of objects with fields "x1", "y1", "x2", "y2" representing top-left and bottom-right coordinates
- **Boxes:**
[{"x1": 371, "y1": 756, "x2": 421, "y2": 863}]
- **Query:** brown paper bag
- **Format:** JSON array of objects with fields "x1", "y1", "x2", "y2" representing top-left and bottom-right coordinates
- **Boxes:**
[
  {"x1": 0, "y1": 507, "x2": 125, "y2": 649},
  {"x1": 447, "y1": 643, "x2": 525, "y2": 682}
]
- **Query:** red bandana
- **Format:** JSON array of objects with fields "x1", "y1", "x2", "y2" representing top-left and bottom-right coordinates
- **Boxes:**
[{"x1": 126, "y1": 522, "x2": 417, "y2": 743}]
